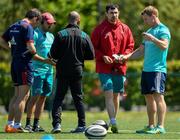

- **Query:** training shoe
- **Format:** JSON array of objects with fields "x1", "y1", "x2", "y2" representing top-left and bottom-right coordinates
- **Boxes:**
[
  {"x1": 51, "y1": 123, "x2": 61, "y2": 134},
  {"x1": 24, "y1": 125, "x2": 34, "y2": 133},
  {"x1": 136, "y1": 126, "x2": 150, "y2": 134},
  {"x1": 155, "y1": 126, "x2": 166, "y2": 134},
  {"x1": 5, "y1": 125, "x2": 16, "y2": 133},
  {"x1": 14, "y1": 126, "x2": 29, "y2": 133},
  {"x1": 136, "y1": 126, "x2": 157, "y2": 134},
  {"x1": 32, "y1": 125, "x2": 45, "y2": 132},
  {"x1": 70, "y1": 126, "x2": 86, "y2": 133},
  {"x1": 111, "y1": 124, "x2": 118, "y2": 133}
]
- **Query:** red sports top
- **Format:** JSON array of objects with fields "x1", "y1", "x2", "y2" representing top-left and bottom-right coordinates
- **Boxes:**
[{"x1": 91, "y1": 19, "x2": 134, "y2": 75}]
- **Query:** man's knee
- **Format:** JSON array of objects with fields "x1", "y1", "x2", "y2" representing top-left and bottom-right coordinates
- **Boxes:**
[
  {"x1": 73, "y1": 95, "x2": 84, "y2": 105},
  {"x1": 39, "y1": 96, "x2": 46, "y2": 100},
  {"x1": 153, "y1": 93, "x2": 166, "y2": 103}
]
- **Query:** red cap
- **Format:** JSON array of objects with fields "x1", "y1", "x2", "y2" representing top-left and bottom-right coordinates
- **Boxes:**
[{"x1": 42, "y1": 12, "x2": 56, "y2": 24}]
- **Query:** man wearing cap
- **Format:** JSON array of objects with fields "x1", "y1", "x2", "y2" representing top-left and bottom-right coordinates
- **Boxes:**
[
  {"x1": 25, "y1": 12, "x2": 56, "y2": 132},
  {"x1": 0, "y1": 8, "x2": 55, "y2": 133}
]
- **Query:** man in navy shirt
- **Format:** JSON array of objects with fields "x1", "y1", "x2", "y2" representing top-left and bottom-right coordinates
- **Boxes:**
[{"x1": 0, "y1": 8, "x2": 54, "y2": 133}]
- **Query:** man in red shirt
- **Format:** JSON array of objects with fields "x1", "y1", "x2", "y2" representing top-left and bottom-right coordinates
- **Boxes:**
[{"x1": 91, "y1": 4, "x2": 134, "y2": 133}]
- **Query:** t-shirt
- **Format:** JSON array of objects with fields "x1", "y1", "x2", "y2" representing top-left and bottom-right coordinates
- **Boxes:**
[
  {"x1": 33, "y1": 28, "x2": 54, "y2": 75},
  {"x1": 143, "y1": 23, "x2": 171, "y2": 73},
  {"x1": 2, "y1": 20, "x2": 34, "y2": 62}
]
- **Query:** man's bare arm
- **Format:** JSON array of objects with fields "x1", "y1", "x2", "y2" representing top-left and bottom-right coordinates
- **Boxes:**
[
  {"x1": 0, "y1": 37, "x2": 11, "y2": 50},
  {"x1": 142, "y1": 32, "x2": 168, "y2": 50}
]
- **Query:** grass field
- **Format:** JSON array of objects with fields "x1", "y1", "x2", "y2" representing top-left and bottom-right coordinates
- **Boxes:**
[{"x1": 0, "y1": 111, "x2": 180, "y2": 139}]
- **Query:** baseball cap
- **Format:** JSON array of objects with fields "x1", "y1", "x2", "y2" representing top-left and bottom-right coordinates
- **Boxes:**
[{"x1": 42, "y1": 12, "x2": 56, "y2": 24}]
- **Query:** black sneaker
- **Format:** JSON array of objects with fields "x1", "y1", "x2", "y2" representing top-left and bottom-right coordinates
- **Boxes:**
[
  {"x1": 24, "y1": 125, "x2": 34, "y2": 133},
  {"x1": 51, "y1": 123, "x2": 61, "y2": 134},
  {"x1": 70, "y1": 126, "x2": 86, "y2": 133},
  {"x1": 15, "y1": 126, "x2": 29, "y2": 133},
  {"x1": 32, "y1": 125, "x2": 45, "y2": 132},
  {"x1": 111, "y1": 124, "x2": 118, "y2": 133}
]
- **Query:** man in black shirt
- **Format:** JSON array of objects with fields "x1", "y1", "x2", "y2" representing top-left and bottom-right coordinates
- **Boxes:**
[{"x1": 48, "y1": 11, "x2": 94, "y2": 133}]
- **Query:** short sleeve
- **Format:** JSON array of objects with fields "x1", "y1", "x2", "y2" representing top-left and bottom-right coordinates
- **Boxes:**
[
  {"x1": 1, "y1": 28, "x2": 11, "y2": 42},
  {"x1": 158, "y1": 28, "x2": 171, "y2": 40},
  {"x1": 24, "y1": 25, "x2": 34, "y2": 43},
  {"x1": 33, "y1": 30, "x2": 38, "y2": 46}
]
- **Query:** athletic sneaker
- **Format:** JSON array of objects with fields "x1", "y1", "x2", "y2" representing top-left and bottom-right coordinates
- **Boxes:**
[
  {"x1": 136, "y1": 125, "x2": 166, "y2": 134},
  {"x1": 70, "y1": 126, "x2": 86, "y2": 133},
  {"x1": 136, "y1": 126, "x2": 157, "y2": 134},
  {"x1": 51, "y1": 123, "x2": 61, "y2": 134},
  {"x1": 15, "y1": 126, "x2": 30, "y2": 133},
  {"x1": 24, "y1": 125, "x2": 34, "y2": 133},
  {"x1": 5, "y1": 125, "x2": 16, "y2": 133},
  {"x1": 155, "y1": 125, "x2": 166, "y2": 134},
  {"x1": 5, "y1": 125, "x2": 29, "y2": 133},
  {"x1": 32, "y1": 125, "x2": 45, "y2": 132},
  {"x1": 111, "y1": 124, "x2": 118, "y2": 133}
]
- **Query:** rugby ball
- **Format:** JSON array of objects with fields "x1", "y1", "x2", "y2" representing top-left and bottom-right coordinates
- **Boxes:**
[
  {"x1": 84, "y1": 125, "x2": 107, "y2": 139},
  {"x1": 92, "y1": 120, "x2": 109, "y2": 130}
]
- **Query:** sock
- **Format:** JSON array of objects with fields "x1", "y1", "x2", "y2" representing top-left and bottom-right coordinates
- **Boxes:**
[
  {"x1": 148, "y1": 125, "x2": 154, "y2": 128},
  {"x1": 157, "y1": 124, "x2": 164, "y2": 128},
  {"x1": 110, "y1": 118, "x2": 116, "y2": 125},
  {"x1": 33, "y1": 118, "x2": 39, "y2": 128},
  {"x1": 14, "y1": 122, "x2": 21, "y2": 128},
  {"x1": 26, "y1": 118, "x2": 31, "y2": 126},
  {"x1": 7, "y1": 121, "x2": 14, "y2": 126}
]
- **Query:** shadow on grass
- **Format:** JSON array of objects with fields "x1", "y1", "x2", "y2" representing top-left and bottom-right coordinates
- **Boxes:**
[{"x1": 107, "y1": 130, "x2": 136, "y2": 134}]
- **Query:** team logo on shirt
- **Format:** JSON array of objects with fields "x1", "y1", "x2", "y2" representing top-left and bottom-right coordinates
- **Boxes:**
[
  {"x1": 10, "y1": 36, "x2": 16, "y2": 45},
  {"x1": 105, "y1": 32, "x2": 111, "y2": 39}
]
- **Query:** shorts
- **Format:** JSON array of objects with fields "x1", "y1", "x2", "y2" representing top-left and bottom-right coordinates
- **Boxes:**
[
  {"x1": 99, "y1": 73, "x2": 126, "y2": 93},
  {"x1": 141, "y1": 71, "x2": 166, "y2": 95},
  {"x1": 11, "y1": 60, "x2": 34, "y2": 86},
  {"x1": 31, "y1": 71, "x2": 53, "y2": 97}
]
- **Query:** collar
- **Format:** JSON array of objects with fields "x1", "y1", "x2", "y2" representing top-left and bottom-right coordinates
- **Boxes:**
[
  {"x1": 22, "y1": 18, "x2": 30, "y2": 24},
  {"x1": 104, "y1": 19, "x2": 121, "y2": 28},
  {"x1": 65, "y1": 24, "x2": 79, "y2": 29},
  {"x1": 38, "y1": 27, "x2": 46, "y2": 37}
]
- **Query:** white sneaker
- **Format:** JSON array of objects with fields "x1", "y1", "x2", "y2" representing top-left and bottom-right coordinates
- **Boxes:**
[{"x1": 51, "y1": 123, "x2": 61, "y2": 133}]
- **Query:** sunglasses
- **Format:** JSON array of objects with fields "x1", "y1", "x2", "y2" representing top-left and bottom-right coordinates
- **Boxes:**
[{"x1": 141, "y1": 11, "x2": 152, "y2": 16}]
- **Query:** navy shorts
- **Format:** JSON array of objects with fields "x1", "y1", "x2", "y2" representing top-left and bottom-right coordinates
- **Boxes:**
[
  {"x1": 11, "y1": 60, "x2": 34, "y2": 86},
  {"x1": 141, "y1": 71, "x2": 166, "y2": 95}
]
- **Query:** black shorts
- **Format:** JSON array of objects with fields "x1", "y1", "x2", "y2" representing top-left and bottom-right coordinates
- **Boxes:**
[{"x1": 141, "y1": 71, "x2": 166, "y2": 95}]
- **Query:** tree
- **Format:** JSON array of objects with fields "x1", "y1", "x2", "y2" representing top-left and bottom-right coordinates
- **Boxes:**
[{"x1": 0, "y1": 0, "x2": 179, "y2": 59}]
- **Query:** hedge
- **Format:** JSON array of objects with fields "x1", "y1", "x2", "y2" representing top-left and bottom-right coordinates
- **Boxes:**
[
  {"x1": 83, "y1": 60, "x2": 180, "y2": 110},
  {"x1": 0, "y1": 60, "x2": 180, "y2": 111}
]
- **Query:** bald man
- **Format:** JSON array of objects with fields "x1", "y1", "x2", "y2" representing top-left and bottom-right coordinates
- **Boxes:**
[{"x1": 48, "y1": 11, "x2": 94, "y2": 133}]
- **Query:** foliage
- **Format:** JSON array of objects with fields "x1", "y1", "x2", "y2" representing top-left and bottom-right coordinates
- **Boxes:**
[
  {"x1": 0, "y1": 0, "x2": 179, "y2": 110},
  {"x1": 0, "y1": 0, "x2": 180, "y2": 60},
  {"x1": 83, "y1": 61, "x2": 104, "y2": 110},
  {"x1": 165, "y1": 60, "x2": 180, "y2": 107},
  {"x1": 0, "y1": 59, "x2": 180, "y2": 111},
  {"x1": 0, "y1": 62, "x2": 13, "y2": 111},
  {"x1": 125, "y1": 60, "x2": 180, "y2": 109},
  {"x1": 83, "y1": 60, "x2": 180, "y2": 110}
]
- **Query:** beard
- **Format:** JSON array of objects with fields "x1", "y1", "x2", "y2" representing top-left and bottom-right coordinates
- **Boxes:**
[{"x1": 110, "y1": 17, "x2": 117, "y2": 23}]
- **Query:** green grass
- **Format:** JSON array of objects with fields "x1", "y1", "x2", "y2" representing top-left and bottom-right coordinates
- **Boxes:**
[{"x1": 0, "y1": 111, "x2": 180, "y2": 139}]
